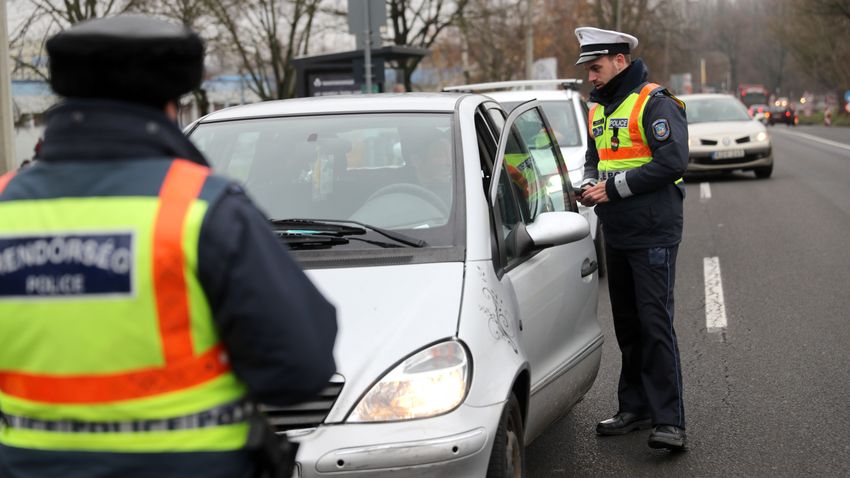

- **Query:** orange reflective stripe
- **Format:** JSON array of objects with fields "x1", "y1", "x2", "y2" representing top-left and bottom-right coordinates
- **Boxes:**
[
  {"x1": 588, "y1": 105, "x2": 597, "y2": 133},
  {"x1": 598, "y1": 144, "x2": 653, "y2": 161},
  {"x1": 628, "y1": 83, "x2": 659, "y2": 142},
  {"x1": 153, "y1": 159, "x2": 209, "y2": 363},
  {"x1": 0, "y1": 344, "x2": 229, "y2": 404},
  {"x1": 0, "y1": 171, "x2": 16, "y2": 194}
]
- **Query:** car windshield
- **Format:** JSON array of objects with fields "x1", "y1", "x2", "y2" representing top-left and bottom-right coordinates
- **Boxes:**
[
  {"x1": 501, "y1": 100, "x2": 582, "y2": 147},
  {"x1": 685, "y1": 97, "x2": 752, "y2": 124},
  {"x1": 189, "y1": 113, "x2": 458, "y2": 248}
]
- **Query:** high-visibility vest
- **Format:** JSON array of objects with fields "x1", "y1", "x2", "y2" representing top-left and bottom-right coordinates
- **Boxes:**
[
  {"x1": 588, "y1": 82, "x2": 683, "y2": 184},
  {"x1": 0, "y1": 159, "x2": 249, "y2": 453},
  {"x1": 504, "y1": 152, "x2": 545, "y2": 215}
]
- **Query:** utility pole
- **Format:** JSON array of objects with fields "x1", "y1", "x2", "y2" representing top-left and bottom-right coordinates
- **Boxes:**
[
  {"x1": 525, "y1": 0, "x2": 533, "y2": 79},
  {"x1": 615, "y1": 0, "x2": 622, "y2": 31},
  {"x1": 1, "y1": 0, "x2": 15, "y2": 173},
  {"x1": 364, "y1": 0, "x2": 372, "y2": 93}
]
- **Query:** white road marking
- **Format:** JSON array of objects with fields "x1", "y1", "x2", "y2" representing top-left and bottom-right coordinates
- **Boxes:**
[
  {"x1": 703, "y1": 257, "x2": 728, "y2": 333},
  {"x1": 700, "y1": 182, "x2": 711, "y2": 200},
  {"x1": 773, "y1": 129, "x2": 850, "y2": 153}
]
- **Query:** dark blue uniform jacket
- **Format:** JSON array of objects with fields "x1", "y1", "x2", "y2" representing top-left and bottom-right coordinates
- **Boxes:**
[
  {"x1": 0, "y1": 99, "x2": 338, "y2": 478},
  {"x1": 584, "y1": 59, "x2": 689, "y2": 249}
]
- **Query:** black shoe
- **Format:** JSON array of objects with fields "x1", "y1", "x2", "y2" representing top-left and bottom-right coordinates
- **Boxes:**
[
  {"x1": 648, "y1": 425, "x2": 687, "y2": 451},
  {"x1": 595, "y1": 412, "x2": 652, "y2": 436}
]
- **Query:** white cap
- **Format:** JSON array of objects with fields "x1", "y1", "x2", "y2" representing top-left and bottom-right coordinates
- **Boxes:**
[{"x1": 574, "y1": 27, "x2": 639, "y2": 65}]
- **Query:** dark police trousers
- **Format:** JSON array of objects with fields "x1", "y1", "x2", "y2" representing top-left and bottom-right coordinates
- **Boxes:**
[{"x1": 606, "y1": 244, "x2": 685, "y2": 429}]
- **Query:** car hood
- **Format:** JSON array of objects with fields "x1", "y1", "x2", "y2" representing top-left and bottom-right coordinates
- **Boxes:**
[
  {"x1": 688, "y1": 120, "x2": 764, "y2": 138},
  {"x1": 305, "y1": 262, "x2": 465, "y2": 421}
]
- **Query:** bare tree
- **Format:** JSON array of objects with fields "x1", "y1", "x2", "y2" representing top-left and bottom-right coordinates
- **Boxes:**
[
  {"x1": 203, "y1": 0, "x2": 322, "y2": 100},
  {"x1": 387, "y1": 0, "x2": 470, "y2": 90},
  {"x1": 455, "y1": 0, "x2": 524, "y2": 83},
  {"x1": 132, "y1": 0, "x2": 214, "y2": 113},
  {"x1": 9, "y1": 0, "x2": 141, "y2": 80},
  {"x1": 781, "y1": 0, "x2": 850, "y2": 94}
]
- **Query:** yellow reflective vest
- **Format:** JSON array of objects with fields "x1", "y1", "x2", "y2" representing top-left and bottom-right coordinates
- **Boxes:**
[
  {"x1": 0, "y1": 159, "x2": 249, "y2": 453},
  {"x1": 588, "y1": 82, "x2": 661, "y2": 179}
]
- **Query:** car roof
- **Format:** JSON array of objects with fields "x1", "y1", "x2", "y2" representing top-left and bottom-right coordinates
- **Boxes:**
[
  {"x1": 485, "y1": 89, "x2": 578, "y2": 103},
  {"x1": 198, "y1": 93, "x2": 468, "y2": 123},
  {"x1": 678, "y1": 93, "x2": 739, "y2": 101}
]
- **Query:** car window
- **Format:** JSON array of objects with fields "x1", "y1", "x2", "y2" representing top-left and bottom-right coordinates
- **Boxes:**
[
  {"x1": 496, "y1": 164, "x2": 522, "y2": 265},
  {"x1": 190, "y1": 113, "x2": 457, "y2": 247},
  {"x1": 501, "y1": 100, "x2": 581, "y2": 147},
  {"x1": 503, "y1": 108, "x2": 570, "y2": 222},
  {"x1": 685, "y1": 97, "x2": 751, "y2": 123}
]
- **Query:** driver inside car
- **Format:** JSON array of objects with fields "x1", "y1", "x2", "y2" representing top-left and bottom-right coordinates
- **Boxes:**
[{"x1": 410, "y1": 135, "x2": 453, "y2": 208}]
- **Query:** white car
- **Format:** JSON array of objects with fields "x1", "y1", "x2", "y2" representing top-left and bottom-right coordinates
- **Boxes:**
[
  {"x1": 444, "y1": 80, "x2": 605, "y2": 277},
  {"x1": 187, "y1": 93, "x2": 602, "y2": 477},
  {"x1": 681, "y1": 93, "x2": 774, "y2": 178}
]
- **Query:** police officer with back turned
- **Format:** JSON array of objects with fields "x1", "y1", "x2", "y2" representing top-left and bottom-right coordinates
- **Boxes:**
[
  {"x1": 0, "y1": 15, "x2": 337, "y2": 477},
  {"x1": 574, "y1": 26, "x2": 688, "y2": 451}
]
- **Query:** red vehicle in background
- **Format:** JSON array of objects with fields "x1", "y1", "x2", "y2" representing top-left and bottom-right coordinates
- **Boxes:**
[{"x1": 738, "y1": 84, "x2": 771, "y2": 108}]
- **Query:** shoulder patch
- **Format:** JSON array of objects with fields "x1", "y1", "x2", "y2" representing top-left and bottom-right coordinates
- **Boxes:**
[{"x1": 652, "y1": 119, "x2": 671, "y2": 141}]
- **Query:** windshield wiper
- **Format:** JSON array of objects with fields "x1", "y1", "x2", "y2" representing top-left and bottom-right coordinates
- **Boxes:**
[
  {"x1": 270, "y1": 218, "x2": 427, "y2": 248},
  {"x1": 277, "y1": 232, "x2": 349, "y2": 250}
]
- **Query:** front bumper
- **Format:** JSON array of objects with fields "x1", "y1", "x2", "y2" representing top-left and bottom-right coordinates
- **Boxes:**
[
  {"x1": 687, "y1": 145, "x2": 773, "y2": 173},
  {"x1": 289, "y1": 401, "x2": 503, "y2": 477}
]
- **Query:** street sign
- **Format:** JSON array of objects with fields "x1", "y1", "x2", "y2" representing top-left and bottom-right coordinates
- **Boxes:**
[
  {"x1": 348, "y1": 0, "x2": 385, "y2": 50},
  {"x1": 844, "y1": 90, "x2": 850, "y2": 103},
  {"x1": 308, "y1": 73, "x2": 360, "y2": 97},
  {"x1": 845, "y1": 102, "x2": 850, "y2": 114},
  {"x1": 532, "y1": 58, "x2": 557, "y2": 80}
]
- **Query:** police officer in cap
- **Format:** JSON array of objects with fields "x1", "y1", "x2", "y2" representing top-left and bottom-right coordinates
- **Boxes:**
[
  {"x1": 0, "y1": 15, "x2": 337, "y2": 477},
  {"x1": 574, "y1": 26, "x2": 688, "y2": 451}
]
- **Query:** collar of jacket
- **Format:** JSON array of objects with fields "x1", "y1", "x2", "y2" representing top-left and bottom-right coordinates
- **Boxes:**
[
  {"x1": 39, "y1": 98, "x2": 208, "y2": 166},
  {"x1": 589, "y1": 58, "x2": 649, "y2": 115}
]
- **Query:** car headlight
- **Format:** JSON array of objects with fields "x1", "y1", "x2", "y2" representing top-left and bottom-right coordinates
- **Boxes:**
[
  {"x1": 755, "y1": 131, "x2": 768, "y2": 142},
  {"x1": 348, "y1": 340, "x2": 470, "y2": 422}
]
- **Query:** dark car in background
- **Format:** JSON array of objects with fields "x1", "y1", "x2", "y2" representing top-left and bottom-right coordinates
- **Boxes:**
[{"x1": 766, "y1": 105, "x2": 798, "y2": 126}]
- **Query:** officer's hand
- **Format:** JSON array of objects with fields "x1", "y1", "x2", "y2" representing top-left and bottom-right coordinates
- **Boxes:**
[{"x1": 579, "y1": 182, "x2": 609, "y2": 206}]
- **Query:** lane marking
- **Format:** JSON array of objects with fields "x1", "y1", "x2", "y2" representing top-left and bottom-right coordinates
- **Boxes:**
[
  {"x1": 772, "y1": 129, "x2": 850, "y2": 153},
  {"x1": 703, "y1": 256, "x2": 728, "y2": 333},
  {"x1": 700, "y1": 182, "x2": 711, "y2": 200}
]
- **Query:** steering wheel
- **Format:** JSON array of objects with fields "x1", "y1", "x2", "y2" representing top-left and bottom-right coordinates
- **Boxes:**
[{"x1": 366, "y1": 183, "x2": 450, "y2": 216}]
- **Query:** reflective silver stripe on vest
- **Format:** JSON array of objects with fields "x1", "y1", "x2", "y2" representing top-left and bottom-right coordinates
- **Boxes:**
[{"x1": 0, "y1": 400, "x2": 252, "y2": 433}]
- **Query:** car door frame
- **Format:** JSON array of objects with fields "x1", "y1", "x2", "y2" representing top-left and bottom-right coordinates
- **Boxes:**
[{"x1": 485, "y1": 100, "x2": 601, "y2": 439}]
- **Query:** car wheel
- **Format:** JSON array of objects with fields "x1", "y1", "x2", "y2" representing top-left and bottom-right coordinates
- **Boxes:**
[
  {"x1": 595, "y1": 223, "x2": 607, "y2": 278},
  {"x1": 486, "y1": 393, "x2": 525, "y2": 478},
  {"x1": 754, "y1": 164, "x2": 773, "y2": 179}
]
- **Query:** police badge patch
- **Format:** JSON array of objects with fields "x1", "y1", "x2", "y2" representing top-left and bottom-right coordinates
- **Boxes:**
[
  {"x1": 609, "y1": 118, "x2": 629, "y2": 129},
  {"x1": 592, "y1": 126, "x2": 604, "y2": 137},
  {"x1": 652, "y1": 119, "x2": 671, "y2": 141}
]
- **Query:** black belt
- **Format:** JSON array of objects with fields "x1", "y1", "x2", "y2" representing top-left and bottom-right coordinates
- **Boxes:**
[{"x1": 1, "y1": 400, "x2": 252, "y2": 433}]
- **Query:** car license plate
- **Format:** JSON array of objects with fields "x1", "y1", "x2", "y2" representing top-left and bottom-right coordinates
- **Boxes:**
[{"x1": 713, "y1": 149, "x2": 745, "y2": 160}]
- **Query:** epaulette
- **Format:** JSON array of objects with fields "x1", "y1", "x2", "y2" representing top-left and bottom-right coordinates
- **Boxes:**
[{"x1": 653, "y1": 88, "x2": 686, "y2": 111}]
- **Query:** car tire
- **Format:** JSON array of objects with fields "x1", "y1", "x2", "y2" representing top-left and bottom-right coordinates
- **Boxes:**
[
  {"x1": 754, "y1": 164, "x2": 773, "y2": 179},
  {"x1": 595, "y1": 223, "x2": 607, "y2": 278},
  {"x1": 486, "y1": 393, "x2": 525, "y2": 478}
]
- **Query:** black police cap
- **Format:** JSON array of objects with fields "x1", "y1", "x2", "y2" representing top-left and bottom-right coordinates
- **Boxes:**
[{"x1": 46, "y1": 15, "x2": 204, "y2": 106}]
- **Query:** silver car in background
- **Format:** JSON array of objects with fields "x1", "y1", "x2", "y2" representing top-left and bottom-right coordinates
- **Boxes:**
[
  {"x1": 187, "y1": 93, "x2": 602, "y2": 477},
  {"x1": 682, "y1": 93, "x2": 774, "y2": 179}
]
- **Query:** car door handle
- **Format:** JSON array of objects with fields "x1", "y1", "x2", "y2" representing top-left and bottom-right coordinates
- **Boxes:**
[{"x1": 581, "y1": 257, "x2": 598, "y2": 277}]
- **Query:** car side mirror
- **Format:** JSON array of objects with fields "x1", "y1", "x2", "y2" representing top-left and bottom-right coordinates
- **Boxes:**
[{"x1": 526, "y1": 211, "x2": 590, "y2": 249}]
